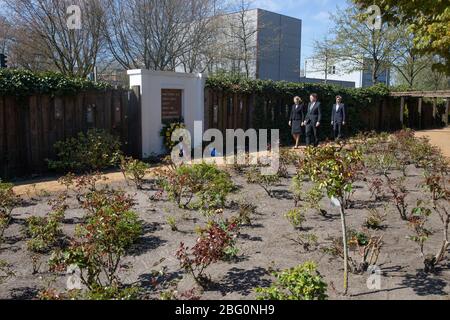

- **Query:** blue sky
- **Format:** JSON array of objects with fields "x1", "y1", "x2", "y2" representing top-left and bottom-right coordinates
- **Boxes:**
[
  {"x1": 0, "y1": 0, "x2": 350, "y2": 70},
  {"x1": 253, "y1": 0, "x2": 350, "y2": 68}
]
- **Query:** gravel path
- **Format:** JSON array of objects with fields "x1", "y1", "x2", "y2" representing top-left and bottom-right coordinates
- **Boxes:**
[{"x1": 415, "y1": 127, "x2": 450, "y2": 158}]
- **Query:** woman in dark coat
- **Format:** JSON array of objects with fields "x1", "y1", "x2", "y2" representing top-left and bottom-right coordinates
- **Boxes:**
[{"x1": 289, "y1": 96, "x2": 305, "y2": 149}]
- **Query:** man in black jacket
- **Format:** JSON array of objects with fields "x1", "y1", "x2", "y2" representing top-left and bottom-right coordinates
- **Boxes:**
[
  {"x1": 305, "y1": 93, "x2": 322, "y2": 147},
  {"x1": 331, "y1": 95, "x2": 346, "y2": 141}
]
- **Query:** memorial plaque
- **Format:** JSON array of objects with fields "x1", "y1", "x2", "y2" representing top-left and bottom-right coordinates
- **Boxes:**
[{"x1": 161, "y1": 89, "x2": 182, "y2": 121}]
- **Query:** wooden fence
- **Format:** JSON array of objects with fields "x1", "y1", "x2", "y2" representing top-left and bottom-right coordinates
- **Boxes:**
[
  {"x1": 391, "y1": 91, "x2": 450, "y2": 129},
  {"x1": 204, "y1": 89, "x2": 447, "y2": 139},
  {"x1": 204, "y1": 89, "x2": 254, "y2": 133},
  {"x1": 2, "y1": 86, "x2": 447, "y2": 179},
  {"x1": 0, "y1": 86, "x2": 141, "y2": 179},
  {"x1": 204, "y1": 89, "x2": 401, "y2": 141}
]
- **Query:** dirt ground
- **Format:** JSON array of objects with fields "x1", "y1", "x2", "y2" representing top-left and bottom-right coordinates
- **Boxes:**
[
  {"x1": 415, "y1": 127, "x2": 450, "y2": 158},
  {"x1": 1, "y1": 155, "x2": 449, "y2": 300}
]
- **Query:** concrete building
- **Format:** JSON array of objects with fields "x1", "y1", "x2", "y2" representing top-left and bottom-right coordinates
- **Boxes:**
[
  {"x1": 211, "y1": 9, "x2": 302, "y2": 82},
  {"x1": 304, "y1": 57, "x2": 390, "y2": 88},
  {"x1": 256, "y1": 9, "x2": 302, "y2": 82},
  {"x1": 299, "y1": 76, "x2": 356, "y2": 88}
]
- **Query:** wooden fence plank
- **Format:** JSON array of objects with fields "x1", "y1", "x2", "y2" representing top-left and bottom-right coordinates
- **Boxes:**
[
  {"x1": 54, "y1": 97, "x2": 65, "y2": 144},
  {"x1": 0, "y1": 97, "x2": 5, "y2": 176},
  {"x1": 105, "y1": 90, "x2": 113, "y2": 131},
  {"x1": 121, "y1": 90, "x2": 129, "y2": 154},
  {"x1": 112, "y1": 90, "x2": 122, "y2": 134},
  {"x1": 29, "y1": 95, "x2": 40, "y2": 169},
  {"x1": 5, "y1": 97, "x2": 18, "y2": 176},
  {"x1": 64, "y1": 96, "x2": 75, "y2": 139},
  {"x1": 40, "y1": 95, "x2": 51, "y2": 165}
]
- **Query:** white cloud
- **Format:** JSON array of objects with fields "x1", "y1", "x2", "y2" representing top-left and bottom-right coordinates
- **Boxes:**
[{"x1": 313, "y1": 11, "x2": 330, "y2": 21}]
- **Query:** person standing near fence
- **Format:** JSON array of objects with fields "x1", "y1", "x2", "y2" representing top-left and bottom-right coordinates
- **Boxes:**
[
  {"x1": 305, "y1": 93, "x2": 322, "y2": 147},
  {"x1": 289, "y1": 96, "x2": 305, "y2": 149},
  {"x1": 331, "y1": 95, "x2": 346, "y2": 141}
]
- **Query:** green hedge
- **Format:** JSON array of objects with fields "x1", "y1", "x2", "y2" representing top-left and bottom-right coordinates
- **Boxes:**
[
  {"x1": 0, "y1": 69, "x2": 111, "y2": 96},
  {"x1": 205, "y1": 73, "x2": 390, "y2": 97},
  {"x1": 206, "y1": 74, "x2": 390, "y2": 144}
]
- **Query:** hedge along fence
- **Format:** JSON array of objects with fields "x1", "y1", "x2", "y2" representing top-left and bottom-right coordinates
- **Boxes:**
[
  {"x1": 0, "y1": 69, "x2": 112, "y2": 96},
  {"x1": 205, "y1": 74, "x2": 396, "y2": 145},
  {"x1": 0, "y1": 70, "x2": 141, "y2": 179}
]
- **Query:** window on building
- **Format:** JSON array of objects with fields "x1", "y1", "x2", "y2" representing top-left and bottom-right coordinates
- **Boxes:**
[{"x1": 328, "y1": 66, "x2": 336, "y2": 75}]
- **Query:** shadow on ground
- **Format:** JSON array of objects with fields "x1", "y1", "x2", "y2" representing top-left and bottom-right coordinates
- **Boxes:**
[
  {"x1": 401, "y1": 271, "x2": 448, "y2": 296},
  {"x1": 213, "y1": 267, "x2": 271, "y2": 297}
]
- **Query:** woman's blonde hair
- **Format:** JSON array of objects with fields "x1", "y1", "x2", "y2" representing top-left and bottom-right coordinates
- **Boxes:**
[{"x1": 294, "y1": 96, "x2": 302, "y2": 103}]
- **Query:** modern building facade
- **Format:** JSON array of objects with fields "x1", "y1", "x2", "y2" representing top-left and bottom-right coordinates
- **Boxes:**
[
  {"x1": 256, "y1": 9, "x2": 302, "y2": 82},
  {"x1": 210, "y1": 9, "x2": 302, "y2": 82},
  {"x1": 299, "y1": 76, "x2": 356, "y2": 88},
  {"x1": 304, "y1": 58, "x2": 390, "y2": 88}
]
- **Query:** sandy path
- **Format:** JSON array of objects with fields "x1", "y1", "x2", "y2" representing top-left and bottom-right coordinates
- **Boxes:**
[
  {"x1": 12, "y1": 128, "x2": 449, "y2": 196},
  {"x1": 11, "y1": 152, "x2": 273, "y2": 196},
  {"x1": 12, "y1": 169, "x2": 167, "y2": 197},
  {"x1": 415, "y1": 127, "x2": 450, "y2": 158}
]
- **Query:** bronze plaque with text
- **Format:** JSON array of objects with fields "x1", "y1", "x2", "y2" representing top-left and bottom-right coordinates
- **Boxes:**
[{"x1": 161, "y1": 89, "x2": 182, "y2": 121}]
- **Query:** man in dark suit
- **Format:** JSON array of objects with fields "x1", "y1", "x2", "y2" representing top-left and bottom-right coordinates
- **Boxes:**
[
  {"x1": 304, "y1": 93, "x2": 322, "y2": 147},
  {"x1": 331, "y1": 95, "x2": 346, "y2": 141}
]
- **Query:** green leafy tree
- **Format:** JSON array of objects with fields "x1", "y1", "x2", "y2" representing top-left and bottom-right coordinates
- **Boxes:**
[
  {"x1": 353, "y1": 0, "x2": 450, "y2": 74},
  {"x1": 330, "y1": 5, "x2": 400, "y2": 84},
  {"x1": 300, "y1": 145, "x2": 363, "y2": 295},
  {"x1": 391, "y1": 30, "x2": 430, "y2": 89},
  {"x1": 309, "y1": 37, "x2": 339, "y2": 84}
]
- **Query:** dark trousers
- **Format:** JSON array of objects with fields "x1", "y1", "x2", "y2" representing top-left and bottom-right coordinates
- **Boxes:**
[
  {"x1": 305, "y1": 123, "x2": 319, "y2": 147},
  {"x1": 333, "y1": 123, "x2": 344, "y2": 140}
]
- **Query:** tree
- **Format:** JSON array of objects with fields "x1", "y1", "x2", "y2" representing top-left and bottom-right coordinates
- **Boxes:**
[
  {"x1": 394, "y1": 56, "x2": 450, "y2": 91},
  {"x1": 222, "y1": 0, "x2": 258, "y2": 78},
  {"x1": 309, "y1": 37, "x2": 339, "y2": 84},
  {"x1": 330, "y1": 5, "x2": 400, "y2": 84},
  {"x1": 2, "y1": 0, "x2": 105, "y2": 77},
  {"x1": 353, "y1": 0, "x2": 450, "y2": 75},
  {"x1": 0, "y1": 16, "x2": 13, "y2": 55},
  {"x1": 300, "y1": 146, "x2": 363, "y2": 295},
  {"x1": 424, "y1": 68, "x2": 450, "y2": 91},
  {"x1": 2, "y1": 24, "x2": 56, "y2": 71},
  {"x1": 102, "y1": 0, "x2": 218, "y2": 71},
  {"x1": 391, "y1": 29, "x2": 429, "y2": 89},
  {"x1": 178, "y1": 8, "x2": 225, "y2": 73}
]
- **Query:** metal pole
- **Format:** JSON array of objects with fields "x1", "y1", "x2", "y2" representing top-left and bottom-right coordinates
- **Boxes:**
[{"x1": 94, "y1": 66, "x2": 98, "y2": 83}]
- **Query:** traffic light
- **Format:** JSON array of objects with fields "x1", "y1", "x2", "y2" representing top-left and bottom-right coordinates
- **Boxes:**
[{"x1": 0, "y1": 54, "x2": 8, "y2": 68}]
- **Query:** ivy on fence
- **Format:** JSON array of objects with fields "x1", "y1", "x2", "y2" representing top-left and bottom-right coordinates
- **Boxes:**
[
  {"x1": 206, "y1": 74, "x2": 391, "y2": 143},
  {"x1": 0, "y1": 69, "x2": 111, "y2": 97}
]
